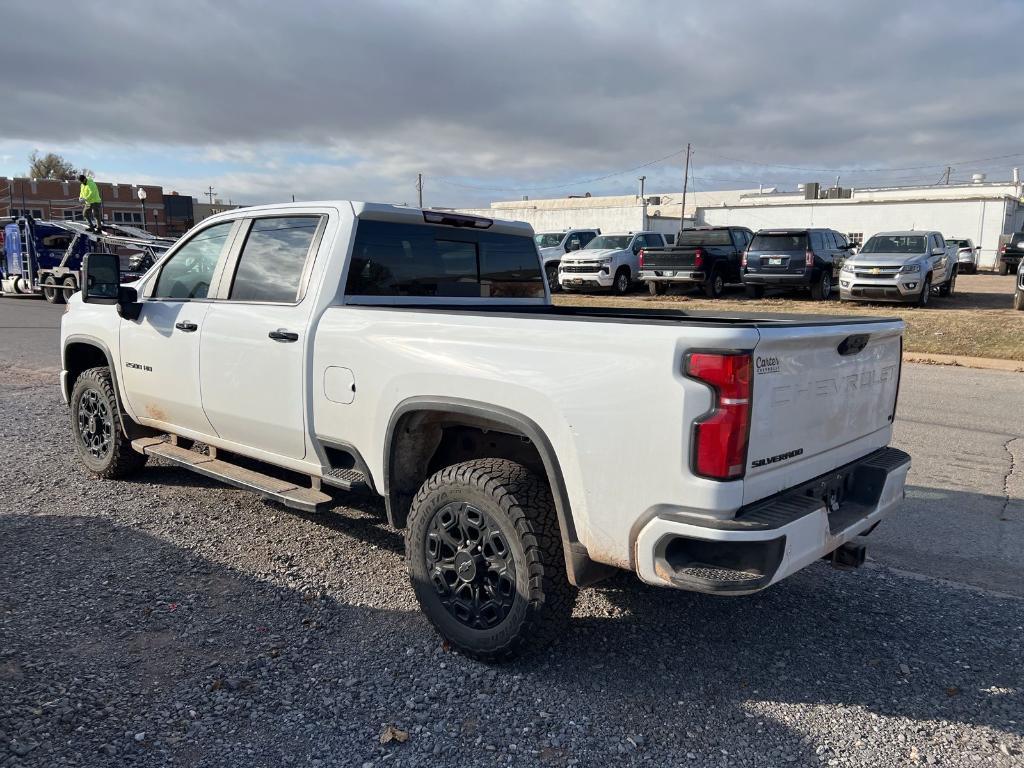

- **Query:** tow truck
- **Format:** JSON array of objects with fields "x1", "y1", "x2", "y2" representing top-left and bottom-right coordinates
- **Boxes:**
[{"x1": 1, "y1": 216, "x2": 175, "y2": 303}]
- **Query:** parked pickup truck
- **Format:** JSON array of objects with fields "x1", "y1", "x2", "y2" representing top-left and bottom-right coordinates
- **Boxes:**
[
  {"x1": 839, "y1": 230, "x2": 957, "y2": 305},
  {"x1": 534, "y1": 228, "x2": 600, "y2": 291},
  {"x1": 638, "y1": 226, "x2": 753, "y2": 298},
  {"x1": 62, "y1": 202, "x2": 910, "y2": 660},
  {"x1": 558, "y1": 231, "x2": 665, "y2": 294},
  {"x1": 997, "y1": 232, "x2": 1024, "y2": 275}
]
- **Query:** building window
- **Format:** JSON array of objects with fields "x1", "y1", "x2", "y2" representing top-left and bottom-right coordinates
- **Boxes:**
[
  {"x1": 12, "y1": 208, "x2": 44, "y2": 219},
  {"x1": 847, "y1": 232, "x2": 864, "y2": 247},
  {"x1": 63, "y1": 210, "x2": 86, "y2": 221},
  {"x1": 112, "y1": 211, "x2": 144, "y2": 224}
]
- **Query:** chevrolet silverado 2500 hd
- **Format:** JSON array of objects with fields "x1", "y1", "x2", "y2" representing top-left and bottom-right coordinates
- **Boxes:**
[{"x1": 62, "y1": 202, "x2": 910, "y2": 660}]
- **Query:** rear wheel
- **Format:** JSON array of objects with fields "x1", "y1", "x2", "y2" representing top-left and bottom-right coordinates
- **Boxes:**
[
  {"x1": 1014, "y1": 289, "x2": 1024, "y2": 311},
  {"x1": 405, "y1": 459, "x2": 576, "y2": 661},
  {"x1": 62, "y1": 276, "x2": 78, "y2": 303},
  {"x1": 648, "y1": 281, "x2": 666, "y2": 296},
  {"x1": 703, "y1": 269, "x2": 725, "y2": 299},
  {"x1": 745, "y1": 284, "x2": 765, "y2": 299},
  {"x1": 70, "y1": 367, "x2": 147, "y2": 479},
  {"x1": 916, "y1": 276, "x2": 932, "y2": 307},
  {"x1": 612, "y1": 267, "x2": 631, "y2": 295},
  {"x1": 43, "y1": 276, "x2": 65, "y2": 304},
  {"x1": 999, "y1": 261, "x2": 1010, "y2": 275},
  {"x1": 810, "y1": 271, "x2": 832, "y2": 301}
]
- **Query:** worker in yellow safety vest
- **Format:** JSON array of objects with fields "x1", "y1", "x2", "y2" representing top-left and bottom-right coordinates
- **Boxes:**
[{"x1": 78, "y1": 174, "x2": 103, "y2": 232}]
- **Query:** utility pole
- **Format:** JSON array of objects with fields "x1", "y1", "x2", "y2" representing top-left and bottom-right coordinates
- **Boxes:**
[
  {"x1": 679, "y1": 143, "x2": 691, "y2": 234},
  {"x1": 416, "y1": 173, "x2": 423, "y2": 208},
  {"x1": 637, "y1": 175, "x2": 646, "y2": 200},
  {"x1": 943, "y1": 166, "x2": 952, "y2": 185},
  {"x1": 206, "y1": 186, "x2": 216, "y2": 204}
]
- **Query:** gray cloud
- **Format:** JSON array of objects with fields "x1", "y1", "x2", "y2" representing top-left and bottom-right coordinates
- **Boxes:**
[{"x1": 8, "y1": 0, "x2": 1024, "y2": 205}]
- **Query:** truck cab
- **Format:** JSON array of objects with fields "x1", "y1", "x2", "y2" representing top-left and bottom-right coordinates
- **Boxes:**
[{"x1": 558, "y1": 231, "x2": 664, "y2": 294}]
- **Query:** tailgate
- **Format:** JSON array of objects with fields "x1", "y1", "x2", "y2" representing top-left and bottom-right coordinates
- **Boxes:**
[
  {"x1": 743, "y1": 320, "x2": 903, "y2": 503},
  {"x1": 645, "y1": 248, "x2": 697, "y2": 269}
]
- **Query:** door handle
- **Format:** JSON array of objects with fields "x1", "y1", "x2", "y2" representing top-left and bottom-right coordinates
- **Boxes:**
[
  {"x1": 175, "y1": 321, "x2": 198, "y2": 332},
  {"x1": 268, "y1": 329, "x2": 299, "y2": 342}
]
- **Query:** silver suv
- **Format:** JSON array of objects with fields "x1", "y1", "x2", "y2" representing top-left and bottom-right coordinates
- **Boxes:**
[{"x1": 839, "y1": 230, "x2": 956, "y2": 306}]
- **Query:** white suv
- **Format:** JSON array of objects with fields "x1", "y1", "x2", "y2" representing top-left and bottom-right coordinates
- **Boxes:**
[
  {"x1": 534, "y1": 229, "x2": 599, "y2": 291},
  {"x1": 559, "y1": 231, "x2": 665, "y2": 294}
]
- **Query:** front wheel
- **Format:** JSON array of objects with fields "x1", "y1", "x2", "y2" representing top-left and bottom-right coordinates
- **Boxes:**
[
  {"x1": 916, "y1": 276, "x2": 932, "y2": 307},
  {"x1": 405, "y1": 459, "x2": 576, "y2": 661},
  {"x1": 545, "y1": 264, "x2": 560, "y2": 293},
  {"x1": 70, "y1": 367, "x2": 147, "y2": 479},
  {"x1": 612, "y1": 268, "x2": 631, "y2": 295}
]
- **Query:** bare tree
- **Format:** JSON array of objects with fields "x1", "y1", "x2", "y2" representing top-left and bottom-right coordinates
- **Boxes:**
[{"x1": 27, "y1": 150, "x2": 94, "y2": 181}]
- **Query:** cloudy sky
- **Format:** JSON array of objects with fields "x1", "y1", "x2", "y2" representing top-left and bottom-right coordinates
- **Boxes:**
[{"x1": 4, "y1": 0, "x2": 1023, "y2": 207}]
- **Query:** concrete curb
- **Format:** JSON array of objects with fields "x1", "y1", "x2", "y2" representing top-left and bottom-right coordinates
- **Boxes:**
[{"x1": 903, "y1": 352, "x2": 1024, "y2": 372}]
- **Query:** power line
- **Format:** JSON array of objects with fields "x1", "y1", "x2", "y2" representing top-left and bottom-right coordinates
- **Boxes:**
[{"x1": 695, "y1": 148, "x2": 1024, "y2": 174}]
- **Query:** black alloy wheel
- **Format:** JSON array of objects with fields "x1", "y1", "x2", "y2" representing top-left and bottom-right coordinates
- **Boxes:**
[
  {"x1": 77, "y1": 388, "x2": 113, "y2": 462},
  {"x1": 425, "y1": 501, "x2": 517, "y2": 630}
]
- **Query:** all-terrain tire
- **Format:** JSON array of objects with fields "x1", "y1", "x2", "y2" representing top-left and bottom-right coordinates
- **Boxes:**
[
  {"x1": 70, "y1": 367, "x2": 147, "y2": 479},
  {"x1": 62, "y1": 276, "x2": 78, "y2": 303},
  {"x1": 545, "y1": 263, "x2": 560, "y2": 293},
  {"x1": 648, "y1": 281, "x2": 666, "y2": 296},
  {"x1": 999, "y1": 261, "x2": 1010, "y2": 276},
  {"x1": 1014, "y1": 289, "x2": 1024, "y2": 311},
  {"x1": 405, "y1": 458, "x2": 576, "y2": 661},
  {"x1": 938, "y1": 268, "x2": 957, "y2": 297}
]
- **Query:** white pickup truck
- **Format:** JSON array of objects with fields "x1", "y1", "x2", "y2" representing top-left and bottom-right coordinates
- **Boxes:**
[{"x1": 62, "y1": 202, "x2": 910, "y2": 660}]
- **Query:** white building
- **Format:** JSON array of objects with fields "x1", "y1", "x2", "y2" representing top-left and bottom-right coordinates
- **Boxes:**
[{"x1": 458, "y1": 177, "x2": 1024, "y2": 270}]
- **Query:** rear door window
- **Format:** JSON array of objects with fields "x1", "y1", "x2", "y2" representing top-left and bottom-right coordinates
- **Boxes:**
[
  {"x1": 579, "y1": 231, "x2": 597, "y2": 247},
  {"x1": 346, "y1": 220, "x2": 545, "y2": 298},
  {"x1": 809, "y1": 231, "x2": 825, "y2": 251},
  {"x1": 749, "y1": 233, "x2": 807, "y2": 252},
  {"x1": 228, "y1": 216, "x2": 322, "y2": 303}
]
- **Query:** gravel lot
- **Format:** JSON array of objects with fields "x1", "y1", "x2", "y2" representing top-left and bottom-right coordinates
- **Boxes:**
[{"x1": 2, "y1": 366, "x2": 1022, "y2": 767}]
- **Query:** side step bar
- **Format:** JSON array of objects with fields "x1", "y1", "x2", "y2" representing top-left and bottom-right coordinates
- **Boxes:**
[
  {"x1": 132, "y1": 437, "x2": 334, "y2": 513},
  {"x1": 322, "y1": 467, "x2": 368, "y2": 492}
]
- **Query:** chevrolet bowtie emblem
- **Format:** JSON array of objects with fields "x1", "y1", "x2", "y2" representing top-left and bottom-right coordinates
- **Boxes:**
[{"x1": 870, "y1": 268, "x2": 881, "y2": 274}]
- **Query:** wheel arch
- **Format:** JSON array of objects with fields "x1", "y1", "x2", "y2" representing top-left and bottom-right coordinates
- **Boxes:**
[
  {"x1": 383, "y1": 397, "x2": 613, "y2": 587},
  {"x1": 63, "y1": 335, "x2": 152, "y2": 440}
]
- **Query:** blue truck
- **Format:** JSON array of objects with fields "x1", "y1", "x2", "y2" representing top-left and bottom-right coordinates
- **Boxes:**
[{"x1": 1, "y1": 217, "x2": 174, "y2": 303}]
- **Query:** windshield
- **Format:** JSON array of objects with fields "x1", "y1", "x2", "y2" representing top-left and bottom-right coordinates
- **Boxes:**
[
  {"x1": 749, "y1": 233, "x2": 807, "y2": 251},
  {"x1": 534, "y1": 233, "x2": 564, "y2": 248},
  {"x1": 676, "y1": 230, "x2": 732, "y2": 246},
  {"x1": 860, "y1": 235, "x2": 926, "y2": 255},
  {"x1": 948, "y1": 239, "x2": 971, "y2": 249},
  {"x1": 585, "y1": 235, "x2": 631, "y2": 250}
]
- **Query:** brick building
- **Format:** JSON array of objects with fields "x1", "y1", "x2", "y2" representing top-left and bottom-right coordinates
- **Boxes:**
[{"x1": 0, "y1": 176, "x2": 167, "y2": 235}]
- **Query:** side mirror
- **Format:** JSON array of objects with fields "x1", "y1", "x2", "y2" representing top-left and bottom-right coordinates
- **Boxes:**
[
  {"x1": 82, "y1": 252, "x2": 120, "y2": 304},
  {"x1": 632, "y1": 245, "x2": 641, "y2": 255},
  {"x1": 931, "y1": 247, "x2": 945, "y2": 256},
  {"x1": 565, "y1": 241, "x2": 580, "y2": 252}
]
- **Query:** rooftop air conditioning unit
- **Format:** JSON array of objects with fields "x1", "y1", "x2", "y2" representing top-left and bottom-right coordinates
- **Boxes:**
[{"x1": 804, "y1": 182, "x2": 820, "y2": 200}]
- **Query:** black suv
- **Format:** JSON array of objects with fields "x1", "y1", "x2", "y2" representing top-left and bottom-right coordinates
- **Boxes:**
[{"x1": 742, "y1": 228, "x2": 851, "y2": 300}]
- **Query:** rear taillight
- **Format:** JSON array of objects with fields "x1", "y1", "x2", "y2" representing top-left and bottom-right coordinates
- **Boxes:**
[
  {"x1": 694, "y1": 247, "x2": 704, "y2": 269},
  {"x1": 685, "y1": 352, "x2": 752, "y2": 481},
  {"x1": 638, "y1": 249, "x2": 645, "y2": 268},
  {"x1": 805, "y1": 249, "x2": 814, "y2": 267},
  {"x1": 1000, "y1": 244, "x2": 1007, "y2": 253},
  {"x1": 741, "y1": 251, "x2": 748, "y2": 268}
]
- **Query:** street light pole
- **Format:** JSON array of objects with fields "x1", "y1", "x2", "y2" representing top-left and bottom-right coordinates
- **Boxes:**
[{"x1": 137, "y1": 187, "x2": 148, "y2": 233}]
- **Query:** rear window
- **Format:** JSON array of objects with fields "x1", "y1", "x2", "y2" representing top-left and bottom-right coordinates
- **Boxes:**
[
  {"x1": 346, "y1": 220, "x2": 545, "y2": 298},
  {"x1": 675, "y1": 230, "x2": 732, "y2": 246},
  {"x1": 750, "y1": 233, "x2": 807, "y2": 252}
]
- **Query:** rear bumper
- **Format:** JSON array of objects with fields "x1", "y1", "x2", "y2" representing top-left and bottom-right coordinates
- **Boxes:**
[
  {"x1": 633, "y1": 448, "x2": 911, "y2": 595},
  {"x1": 638, "y1": 270, "x2": 705, "y2": 284},
  {"x1": 743, "y1": 272, "x2": 811, "y2": 286}
]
